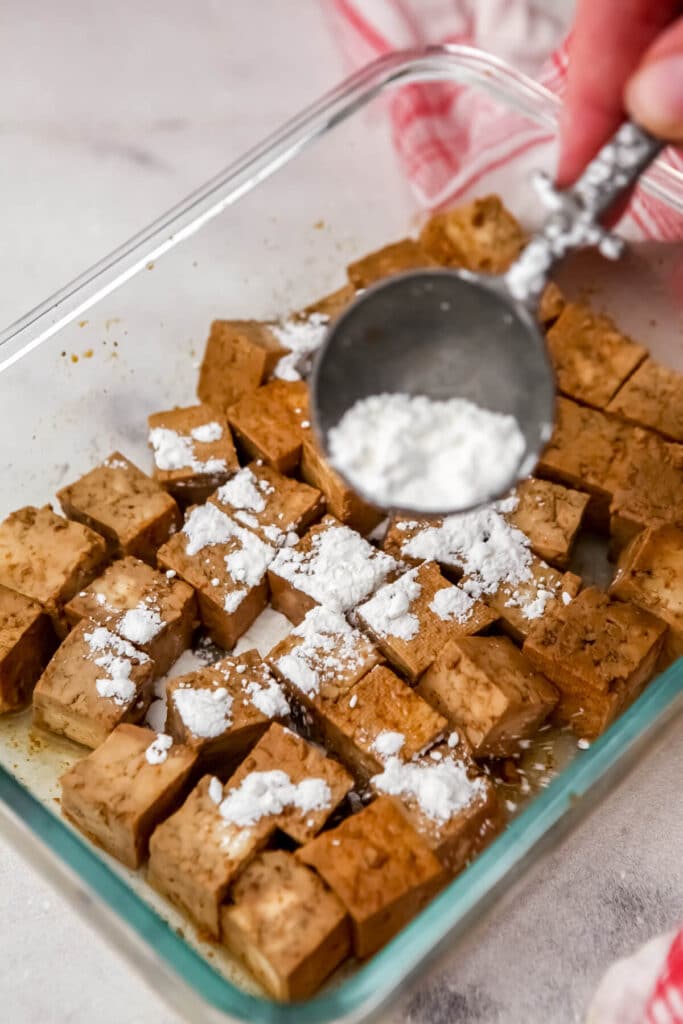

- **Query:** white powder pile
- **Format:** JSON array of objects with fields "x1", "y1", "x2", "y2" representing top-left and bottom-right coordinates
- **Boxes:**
[
  {"x1": 358, "y1": 568, "x2": 422, "y2": 640},
  {"x1": 85, "y1": 627, "x2": 149, "y2": 706},
  {"x1": 328, "y1": 393, "x2": 526, "y2": 512},
  {"x1": 208, "y1": 776, "x2": 224, "y2": 804},
  {"x1": 270, "y1": 524, "x2": 396, "y2": 614},
  {"x1": 145, "y1": 648, "x2": 217, "y2": 732},
  {"x1": 274, "y1": 606, "x2": 369, "y2": 696},
  {"x1": 118, "y1": 605, "x2": 164, "y2": 645},
  {"x1": 371, "y1": 731, "x2": 405, "y2": 759},
  {"x1": 429, "y1": 585, "x2": 476, "y2": 623},
  {"x1": 218, "y1": 769, "x2": 331, "y2": 827},
  {"x1": 272, "y1": 313, "x2": 329, "y2": 382},
  {"x1": 172, "y1": 684, "x2": 233, "y2": 738},
  {"x1": 149, "y1": 426, "x2": 226, "y2": 476},
  {"x1": 243, "y1": 677, "x2": 290, "y2": 718},
  {"x1": 216, "y1": 467, "x2": 272, "y2": 517},
  {"x1": 373, "y1": 755, "x2": 484, "y2": 823},
  {"x1": 145, "y1": 733, "x2": 173, "y2": 765},
  {"x1": 191, "y1": 422, "x2": 223, "y2": 444},
  {"x1": 182, "y1": 503, "x2": 236, "y2": 555}
]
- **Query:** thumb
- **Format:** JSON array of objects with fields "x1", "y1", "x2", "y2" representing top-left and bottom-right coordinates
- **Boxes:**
[{"x1": 626, "y1": 16, "x2": 683, "y2": 140}]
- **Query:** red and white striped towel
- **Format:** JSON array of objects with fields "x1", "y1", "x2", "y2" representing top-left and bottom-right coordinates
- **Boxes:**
[{"x1": 328, "y1": 2, "x2": 683, "y2": 1022}]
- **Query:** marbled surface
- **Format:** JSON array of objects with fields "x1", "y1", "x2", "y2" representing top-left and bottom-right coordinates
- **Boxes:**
[{"x1": 1, "y1": 2, "x2": 682, "y2": 1022}]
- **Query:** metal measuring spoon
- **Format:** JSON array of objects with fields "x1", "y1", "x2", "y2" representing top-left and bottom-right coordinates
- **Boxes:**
[{"x1": 312, "y1": 121, "x2": 663, "y2": 516}]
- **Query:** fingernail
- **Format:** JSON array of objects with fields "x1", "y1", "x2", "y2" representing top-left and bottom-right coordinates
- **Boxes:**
[{"x1": 626, "y1": 56, "x2": 683, "y2": 140}]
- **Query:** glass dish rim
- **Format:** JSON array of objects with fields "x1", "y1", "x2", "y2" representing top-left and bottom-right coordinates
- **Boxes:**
[{"x1": 1, "y1": 44, "x2": 682, "y2": 1023}]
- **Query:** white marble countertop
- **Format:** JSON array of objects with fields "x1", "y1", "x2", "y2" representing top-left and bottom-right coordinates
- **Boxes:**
[{"x1": 1, "y1": 3, "x2": 682, "y2": 1023}]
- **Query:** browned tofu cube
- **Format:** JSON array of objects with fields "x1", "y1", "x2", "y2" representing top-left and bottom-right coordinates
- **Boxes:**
[
  {"x1": 0, "y1": 585, "x2": 56, "y2": 712},
  {"x1": 383, "y1": 516, "x2": 446, "y2": 569},
  {"x1": 222, "y1": 850, "x2": 350, "y2": 1001},
  {"x1": 607, "y1": 358, "x2": 683, "y2": 442},
  {"x1": 370, "y1": 745, "x2": 503, "y2": 875},
  {"x1": 297, "y1": 796, "x2": 443, "y2": 958},
  {"x1": 147, "y1": 404, "x2": 239, "y2": 504},
  {"x1": 0, "y1": 505, "x2": 107, "y2": 633},
  {"x1": 64, "y1": 557, "x2": 197, "y2": 678},
  {"x1": 209, "y1": 463, "x2": 323, "y2": 546},
  {"x1": 538, "y1": 281, "x2": 566, "y2": 328},
  {"x1": 268, "y1": 515, "x2": 397, "y2": 624},
  {"x1": 60, "y1": 723, "x2": 197, "y2": 869},
  {"x1": 523, "y1": 587, "x2": 667, "y2": 739},
  {"x1": 228, "y1": 380, "x2": 310, "y2": 473},
  {"x1": 610, "y1": 526, "x2": 683, "y2": 664},
  {"x1": 608, "y1": 433, "x2": 683, "y2": 552},
  {"x1": 165, "y1": 650, "x2": 289, "y2": 769},
  {"x1": 503, "y1": 478, "x2": 589, "y2": 568},
  {"x1": 157, "y1": 504, "x2": 276, "y2": 649},
  {"x1": 300, "y1": 434, "x2": 383, "y2": 535},
  {"x1": 33, "y1": 621, "x2": 155, "y2": 748},
  {"x1": 300, "y1": 282, "x2": 356, "y2": 322},
  {"x1": 417, "y1": 636, "x2": 558, "y2": 757},
  {"x1": 419, "y1": 195, "x2": 526, "y2": 272},
  {"x1": 148, "y1": 773, "x2": 274, "y2": 937},
  {"x1": 356, "y1": 562, "x2": 497, "y2": 683},
  {"x1": 546, "y1": 304, "x2": 646, "y2": 409},
  {"x1": 58, "y1": 453, "x2": 181, "y2": 564},
  {"x1": 346, "y1": 238, "x2": 435, "y2": 289},
  {"x1": 484, "y1": 556, "x2": 582, "y2": 643},
  {"x1": 197, "y1": 320, "x2": 287, "y2": 412},
  {"x1": 268, "y1": 605, "x2": 382, "y2": 705}
]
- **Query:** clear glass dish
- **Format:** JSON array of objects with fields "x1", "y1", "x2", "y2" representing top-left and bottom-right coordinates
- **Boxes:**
[{"x1": 0, "y1": 44, "x2": 681, "y2": 1024}]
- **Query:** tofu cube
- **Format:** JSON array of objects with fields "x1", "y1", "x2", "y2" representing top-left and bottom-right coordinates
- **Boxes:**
[
  {"x1": 0, "y1": 505, "x2": 107, "y2": 633},
  {"x1": 60, "y1": 723, "x2": 197, "y2": 869},
  {"x1": 300, "y1": 435, "x2": 383, "y2": 535},
  {"x1": 297, "y1": 796, "x2": 443, "y2": 958},
  {"x1": 504, "y1": 478, "x2": 589, "y2": 568},
  {"x1": 197, "y1": 320, "x2": 287, "y2": 412},
  {"x1": 608, "y1": 432, "x2": 683, "y2": 552},
  {"x1": 268, "y1": 515, "x2": 397, "y2": 624},
  {"x1": 346, "y1": 238, "x2": 435, "y2": 289},
  {"x1": 209, "y1": 463, "x2": 323, "y2": 546},
  {"x1": 610, "y1": 526, "x2": 683, "y2": 664},
  {"x1": 33, "y1": 621, "x2": 155, "y2": 748},
  {"x1": 607, "y1": 358, "x2": 683, "y2": 442},
  {"x1": 416, "y1": 636, "x2": 558, "y2": 757},
  {"x1": 147, "y1": 405, "x2": 239, "y2": 504},
  {"x1": 65, "y1": 556, "x2": 197, "y2": 678},
  {"x1": 165, "y1": 650, "x2": 289, "y2": 769},
  {"x1": 157, "y1": 504, "x2": 276, "y2": 649},
  {"x1": 523, "y1": 587, "x2": 667, "y2": 739},
  {"x1": 546, "y1": 303, "x2": 646, "y2": 409},
  {"x1": 221, "y1": 850, "x2": 350, "y2": 1001},
  {"x1": 58, "y1": 453, "x2": 181, "y2": 564},
  {"x1": 356, "y1": 562, "x2": 497, "y2": 683},
  {"x1": 228, "y1": 380, "x2": 310, "y2": 473},
  {"x1": 0, "y1": 584, "x2": 56, "y2": 712},
  {"x1": 484, "y1": 556, "x2": 582, "y2": 643},
  {"x1": 419, "y1": 195, "x2": 526, "y2": 272}
]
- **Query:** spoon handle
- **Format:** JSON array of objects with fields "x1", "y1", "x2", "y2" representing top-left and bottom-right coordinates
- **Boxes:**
[{"x1": 505, "y1": 121, "x2": 664, "y2": 306}]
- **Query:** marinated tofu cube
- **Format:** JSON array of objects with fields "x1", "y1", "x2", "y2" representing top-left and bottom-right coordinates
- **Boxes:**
[
  {"x1": 58, "y1": 453, "x2": 181, "y2": 564},
  {"x1": 228, "y1": 380, "x2": 310, "y2": 473},
  {"x1": 504, "y1": 478, "x2": 589, "y2": 568},
  {"x1": 147, "y1": 404, "x2": 239, "y2": 504},
  {"x1": 197, "y1": 320, "x2": 287, "y2": 412},
  {"x1": 0, "y1": 505, "x2": 107, "y2": 633},
  {"x1": 419, "y1": 195, "x2": 526, "y2": 272},
  {"x1": 346, "y1": 238, "x2": 435, "y2": 289},
  {"x1": 299, "y1": 282, "x2": 356, "y2": 322},
  {"x1": 546, "y1": 303, "x2": 646, "y2": 409},
  {"x1": 608, "y1": 433, "x2": 683, "y2": 552},
  {"x1": 60, "y1": 723, "x2": 197, "y2": 869},
  {"x1": 610, "y1": 526, "x2": 683, "y2": 663},
  {"x1": 222, "y1": 850, "x2": 350, "y2": 1001},
  {"x1": 148, "y1": 773, "x2": 274, "y2": 937},
  {"x1": 157, "y1": 504, "x2": 275, "y2": 649},
  {"x1": 383, "y1": 516, "x2": 450, "y2": 570},
  {"x1": 65, "y1": 556, "x2": 197, "y2": 678},
  {"x1": 165, "y1": 650, "x2": 289, "y2": 769},
  {"x1": 0, "y1": 585, "x2": 56, "y2": 712},
  {"x1": 538, "y1": 281, "x2": 566, "y2": 328},
  {"x1": 268, "y1": 515, "x2": 397, "y2": 624},
  {"x1": 607, "y1": 358, "x2": 683, "y2": 442},
  {"x1": 416, "y1": 636, "x2": 558, "y2": 758},
  {"x1": 356, "y1": 563, "x2": 497, "y2": 683},
  {"x1": 209, "y1": 463, "x2": 323, "y2": 546},
  {"x1": 523, "y1": 587, "x2": 667, "y2": 739},
  {"x1": 300, "y1": 435, "x2": 383, "y2": 535},
  {"x1": 484, "y1": 556, "x2": 582, "y2": 643},
  {"x1": 297, "y1": 796, "x2": 443, "y2": 958},
  {"x1": 33, "y1": 622, "x2": 155, "y2": 748},
  {"x1": 370, "y1": 746, "x2": 502, "y2": 875}
]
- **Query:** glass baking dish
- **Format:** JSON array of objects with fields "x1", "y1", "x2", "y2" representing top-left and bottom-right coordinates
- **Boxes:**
[{"x1": 0, "y1": 44, "x2": 681, "y2": 1024}]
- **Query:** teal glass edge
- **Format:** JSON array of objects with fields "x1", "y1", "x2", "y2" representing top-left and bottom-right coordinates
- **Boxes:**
[{"x1": 0, "y1": 658, "x2": 680, "y2": 1023}]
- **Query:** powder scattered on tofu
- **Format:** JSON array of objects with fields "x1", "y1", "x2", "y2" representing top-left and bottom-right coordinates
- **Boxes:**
[
  {"x1": 357, "y1": 568, "x2": 422, "y2": 640},
  {"x1": 218, "y1": 769, "x2": 331, "y2": 826},
  {"x1": 172, "y1": 684, "x2": 234, "y2": 738},
  {"x1": 373, "y1": 755, "x2": 485, "y2": 822},
  {"x1": 149, "y1": 426, "x2": 227, "y2": 475},
  {"x1": 84, "y1": 626, "x2": 149, "y2": 705},
  {"x1": 272, "y1": 313, "x2": 329, "y2": 381},
  {"x1": 118, "y1": 605, "x2": 164, "y2": 645},
  {"x1": 371, "y1": 730, "x2": 406, "y2": 759},
  {"x1": 274, "y1": 606, "x2": 370, "y2": 696},
  {"x1": 145, "y1": 732, "x2": 173, "y2": 765}
]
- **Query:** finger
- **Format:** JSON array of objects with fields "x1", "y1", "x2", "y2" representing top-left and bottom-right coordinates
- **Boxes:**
[
  {"x1": 626, "y1": 15, "x2": 683, "y2": 140},
  {"x1": 556, "y1": 0, "x2": 678, "y2": 187}
]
